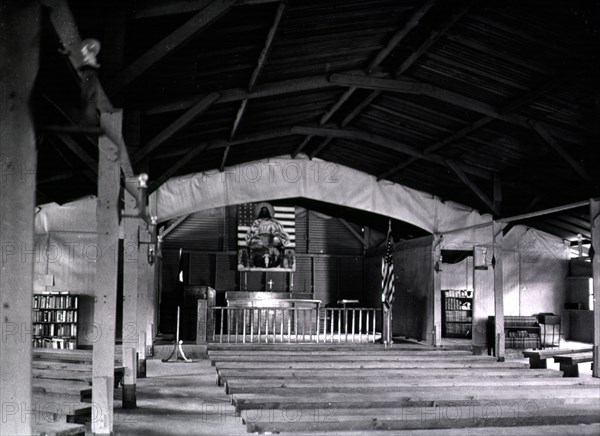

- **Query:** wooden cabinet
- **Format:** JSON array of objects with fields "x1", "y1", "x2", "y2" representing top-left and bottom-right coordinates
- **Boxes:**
[
  {"x1": 442, "y1": 290, "x2": 473, "y2": 338},
  {"x1": 32, "y1": 293, "x2": 78, "y2": 349}
]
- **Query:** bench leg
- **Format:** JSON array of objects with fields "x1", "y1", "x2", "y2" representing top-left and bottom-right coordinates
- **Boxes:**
[
  {"x1": 529, "y1": 356, "x2": 547, "y2": 369},
  {"x1": 559, "y1": 362, "x2": 580, "y2": 377}
]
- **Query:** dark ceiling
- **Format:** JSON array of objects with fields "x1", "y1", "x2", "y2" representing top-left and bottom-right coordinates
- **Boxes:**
[{"x1": 34, "y1": 0, "x2": 600, "y2": 241}]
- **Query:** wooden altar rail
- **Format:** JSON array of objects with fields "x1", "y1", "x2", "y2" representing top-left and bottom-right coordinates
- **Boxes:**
[{"x1": 211, "y1": 307, "x2": 381, "y2": 344}]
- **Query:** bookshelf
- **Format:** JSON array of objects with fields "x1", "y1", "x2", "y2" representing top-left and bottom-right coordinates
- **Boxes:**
[
  {"x1": 487, "y1": 315, "x2": 540, "y2": 353},
  {"x1": 32, "y1": 293, "x2": 79, "y2": 349},
  {"x1": 442, "y1": 290, "x2": 473, "y2": 338}
]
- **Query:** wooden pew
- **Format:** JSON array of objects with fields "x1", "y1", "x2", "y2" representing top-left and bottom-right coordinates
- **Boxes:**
[
  {"x1": 32, "y1": 422, "x2": 85, "y2": 436},
  {"x1": 523, "y1": 347, "x2": 593, "y2": 369},
  {"x1": 554, "y1": 352, "x2": 594, "y2": 377}
]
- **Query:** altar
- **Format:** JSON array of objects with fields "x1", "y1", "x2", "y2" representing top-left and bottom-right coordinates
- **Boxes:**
[{"x1": 223, "y1": 292, "x2": 321, "y2": 339}]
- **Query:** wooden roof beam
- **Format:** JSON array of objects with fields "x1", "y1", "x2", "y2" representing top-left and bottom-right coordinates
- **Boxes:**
[
  {"x1": 132, "y1": 0, "x2": 279, "y2": 19},
  {"x1": 134, "y1": 92, "x2": 220, "y2": 164},
  {"x1": 446, "y1": 160, "x2": 499, "y2": 216},
  {"x1": 308, "y1": 0, "x2": 437, "y2": 159},
  {"x1": 291, "y1": 125, "x2": 492, "y2": 180},
  {"x1": 107, "y1": 0, "x2": 237, "y2": 96},
  {"x1": 228, "y1": 1, "x2": 286, "y2": 145},
  {"x1": 42, "y1": 0, "x2": 134, "y2": 178}
]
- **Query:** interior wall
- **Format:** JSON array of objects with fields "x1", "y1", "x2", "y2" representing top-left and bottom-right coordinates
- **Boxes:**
[{"x1": 502, "y1": 225, "x2": 569, "y2": 337}]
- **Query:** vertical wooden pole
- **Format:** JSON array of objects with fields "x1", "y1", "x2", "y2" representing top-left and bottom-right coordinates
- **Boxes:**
[
  {"x1": 493, "y1": 221, "x2": 505, "y2": 362},
  {"x1": 122, "y1": 189, "x2": 139, "y2": 406},
  {"x1": 0, "y1": 2, "x2": 39, "y2": 434},
  {"x1": 92, "y1": 111, "x2": 122, "y2": 435},
  {"x1": 136, "y1": 220, "x2": 150, "y2": 377},
  {"x1": 432, "y1": 239, "x2": 442, "y2": 347},
  {"x1": 591, "y1": 198, "x2": 599, "y2": 378}
]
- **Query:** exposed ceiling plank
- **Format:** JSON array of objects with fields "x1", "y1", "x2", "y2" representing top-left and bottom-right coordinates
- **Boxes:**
[
  {"x1": 132, "y1": 0, "x2": 279, "y2": 19},
  {"x1": 107, "y1": 0, "x2": 237, "y2": 96},
  {"x1": 134, "y1": 92, "x2": 220, "y2": 164},
  {"x1": 446, "y1": 159, "x2": 499, "y2": 215},
  {"x1": 529, "y1": 120, "x2": 594, "y2": 185},
  {"x1": 394, "y1": 0, "x2": 473, "y2": 76},
  {"x1": 320, "y1": 87, "x2": 357, "y2": 125},
  {"x1": 545, "y1": 218, "x2": 591, "y2": 238}
]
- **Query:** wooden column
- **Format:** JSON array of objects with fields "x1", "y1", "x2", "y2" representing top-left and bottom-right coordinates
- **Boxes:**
[
  {"x1": 592, "y1": 198, "x2": 599, "y2": 378},
  {"x1": 137, "y1": 220, "x2": 151, "y2": 377},
  {"x1": 92, "y1": 112, "x2": 122, "y2": 435},
  {"x1": 0, "y1": 2, "x2": 40, "y2": 434},
  {"x1": 122, "y1": 190, "x2": 139, "y2": 407},
  {"x1": 432, "y1": 239, "x2": 442, "y2": 347},
  {"x1": 493, "y1": 222, "x2": 505, "y2": 362}
]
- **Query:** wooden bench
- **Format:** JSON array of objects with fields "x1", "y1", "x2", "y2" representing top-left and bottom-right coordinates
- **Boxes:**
[
  {"x1": 32, "y1": 349, "x2": 127, "y2": 423},
  {"x1": 32, "y1": 421, "x2": 85, "y2": 436},
  {"x1": 523, "y1": 347, "x2": 593, "y2": 369},
  {"x1": 554, "y1": 352, "x2": 594, "y2": 377}
]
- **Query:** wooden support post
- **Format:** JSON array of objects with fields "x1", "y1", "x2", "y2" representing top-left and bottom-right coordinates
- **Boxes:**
[
  {"x1": 92, "y1": 112, "x2": 122, "y2": 435},
  {"x1": 137, "y1": 221, "x2": 151, "y2": 377},
  {"x1": 122, "y1": 347, "x2": 137, "y2": 408},
  {"x1": 591, "y1": 198, "x2": 599, "y2": 378},
  {"x1": 122, "y1": 189, "x2": 140, "y2": 392},
  {"x1": 0, "y1": 2, "x2": 39, "y2": 434},
  {"x1": 493, "y1": 221, "x2": 505, "y2": 362},
  {"x1": 432, "y1": 240, "x2": 442, "y2": 347}
]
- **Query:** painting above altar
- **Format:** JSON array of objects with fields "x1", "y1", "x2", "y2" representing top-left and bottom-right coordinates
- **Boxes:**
[{"x1": 237, "y1": 202, "x2": 296, "y2": 271}]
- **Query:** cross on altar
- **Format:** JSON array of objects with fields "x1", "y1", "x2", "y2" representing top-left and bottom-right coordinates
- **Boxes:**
[{"x1": 267, "y1": 279, "x2": 274, "y2": 290}]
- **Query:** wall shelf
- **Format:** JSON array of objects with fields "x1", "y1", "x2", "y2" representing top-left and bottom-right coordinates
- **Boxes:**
[{"x1": 32, "y1": 293, "x2": 78, "y2": 349}]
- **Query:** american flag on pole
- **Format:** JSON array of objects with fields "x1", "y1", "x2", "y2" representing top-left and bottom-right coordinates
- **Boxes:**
[{"x1": 381, "y1": 220, "x2": 394, "y2": 310}]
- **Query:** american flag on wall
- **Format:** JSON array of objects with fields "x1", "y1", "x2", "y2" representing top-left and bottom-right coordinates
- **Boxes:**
[
  {"x1": 381, "y1": 220, "x2": 395, "y2": 310},
  {"x1": 237, "y1": 203, "x2": 296, "y2": 248}
]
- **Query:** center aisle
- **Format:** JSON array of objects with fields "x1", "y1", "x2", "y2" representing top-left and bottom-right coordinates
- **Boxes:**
[{"x1": 109, "y1": 359, "x2": 247, "y2": 436}]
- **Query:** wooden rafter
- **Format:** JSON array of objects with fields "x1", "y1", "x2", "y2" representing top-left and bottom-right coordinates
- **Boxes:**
[
  {"x1": 377, "y1": 68, "x2": 567, "y2": 180},
  {"x1": 228, "y1": 0, "x2": 286, "y2": 149},
  {"x1": 291, "y1": 126, "x2": 492, "y2": 180},
  {"x1": 329, "y1": 73, "x2": 585, "y2": 145},
  {"x1": 446, "y1": 160, "x2": 499, "y2": 215},
  {"x1": 291, "y1": 135, "x2": 313, "y2": 158},
  {"x1": 134, "y1": 92, "x2": 220, "y2": 164},
  {"x1": 529, "y1": 120, "x2": 594, "y2": 185},
  {"x1": 307, "y1": 0, "x2": 437, "y2": 159},
  {"x1": 309, "y1": 137, "x2": 333, "y2": 159},
  {"x1": 41, "y1": 0, "x2": 134, "y2": 178},
  {"x1": 338, "y1": 218, "x2": 367, "y2": 248},
  {"x1": 144, "y1": 73, "x2": 336, "y2": 115},
  {"x1": 107, "y1": 0, "x2": 237, "y2": 96},
  {"x1": 132, "y1": 0, "x2": 279, "y2": 19},
  {"x1": 55, "y1": 134, "x2": 98, "y2": 176}
]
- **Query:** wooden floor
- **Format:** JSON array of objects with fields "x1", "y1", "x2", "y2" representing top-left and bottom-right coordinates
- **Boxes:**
[{"x1": 208, "y1": 342, "x2": 600, "y2": 435}]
